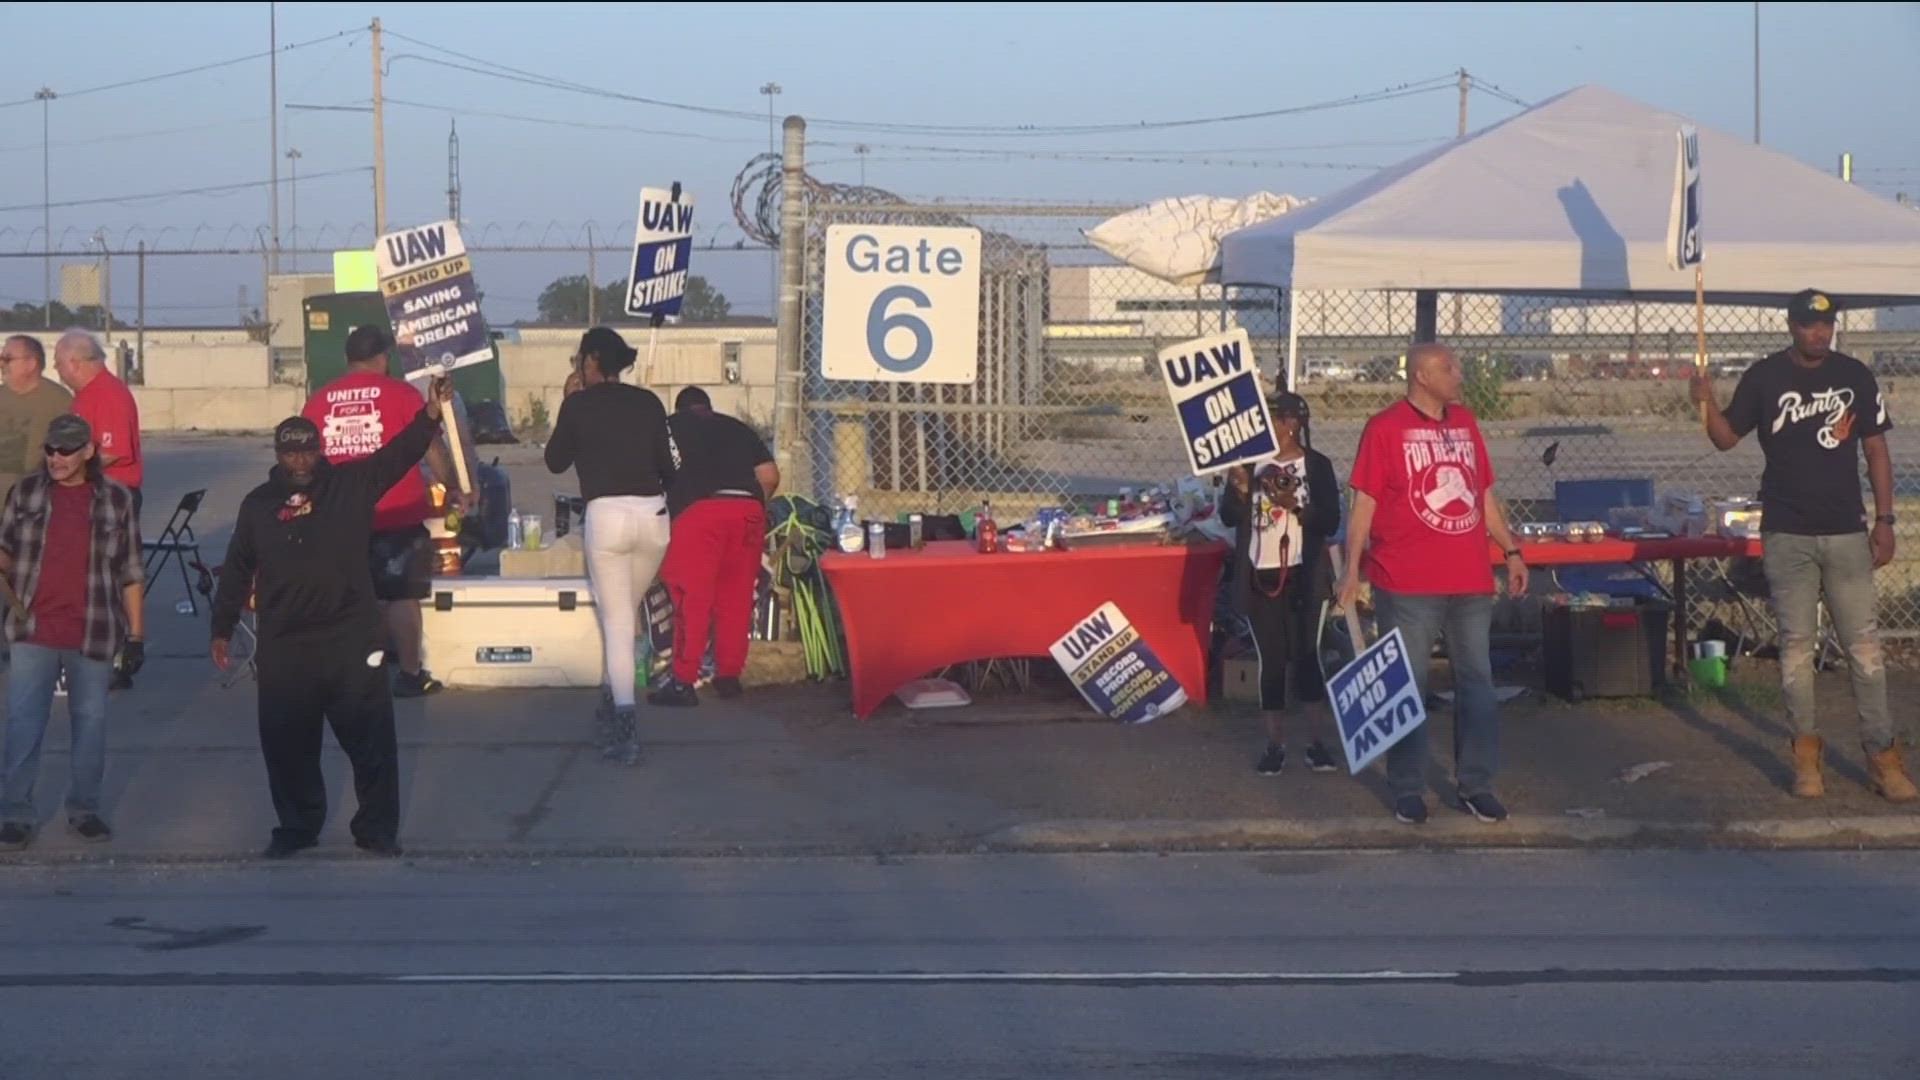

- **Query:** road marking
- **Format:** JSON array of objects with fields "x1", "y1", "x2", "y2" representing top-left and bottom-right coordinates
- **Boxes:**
[{"x1": 392, "y1": 970, "x2": 1459, "y2": 985}]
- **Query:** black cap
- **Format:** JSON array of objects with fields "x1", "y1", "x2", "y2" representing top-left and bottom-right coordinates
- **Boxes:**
[
  {"x1": 44, "y1": 413, "x2": 92, "y2": 453},
  {"x1": 274, "y1": 416, "x2": 321, "y2": 452},
  {"x1": 1788, "y1": 289, "x2": 1839, "y2": 326},
  {"x1": 345, "y1": 325, "x2": 392, "y2": 363},
  {"x1": 1268, "y1": 390, "x2": 1310, "y2": 419},
  {"x1": 675, "y1": 386, "x2": 712, "y2": 412}
]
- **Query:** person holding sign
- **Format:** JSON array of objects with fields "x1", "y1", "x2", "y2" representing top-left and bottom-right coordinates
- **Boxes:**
[
  {"x1": 1337, "y1": 343, "x2": 1527, "y2": 825},
  {"x1": 1218, "y1": 391, "x2": 1342, "y2": 775},
  {"x1": 545, "y1": 328, "x2": 677, "y2": 766},
  {"x1": 1689, "y1": 290, "x2": 1913, "y2": 803},
  {"x1": 210, "y1": 377, "x2": 453, "y2": 859}
]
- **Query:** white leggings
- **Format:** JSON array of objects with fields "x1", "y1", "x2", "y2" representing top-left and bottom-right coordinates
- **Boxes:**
[{"x1": 583, "y1": 495, "x2": 672, "y2": 707}]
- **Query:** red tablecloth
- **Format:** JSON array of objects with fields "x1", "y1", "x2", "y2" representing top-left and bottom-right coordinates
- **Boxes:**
[{"x1": 822, "y1": 540, "x2": 1229, "y2": 719}]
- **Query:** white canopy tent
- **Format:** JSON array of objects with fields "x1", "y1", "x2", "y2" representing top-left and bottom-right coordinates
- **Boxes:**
[{"x1": 1219, "y1": 84, "x2": 1920, "y2": 307}]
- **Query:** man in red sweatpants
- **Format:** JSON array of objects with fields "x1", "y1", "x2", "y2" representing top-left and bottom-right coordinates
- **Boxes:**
[{"x1": 651, "y1": 387, "x2": 779, "y2": 707}]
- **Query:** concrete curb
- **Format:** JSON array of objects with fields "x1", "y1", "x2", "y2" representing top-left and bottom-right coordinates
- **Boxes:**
[
  {"x1": 5, "y1": 815, "x2": 1920, "y2": 866},
  {"x1": 986, "y1": 813, "x2": 1920, "y2": 851}
]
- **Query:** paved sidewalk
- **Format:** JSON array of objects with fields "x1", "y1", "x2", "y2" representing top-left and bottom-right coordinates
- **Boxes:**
[{"x1": 1, "y1": 657, "x2": 1916, "y2": 863}]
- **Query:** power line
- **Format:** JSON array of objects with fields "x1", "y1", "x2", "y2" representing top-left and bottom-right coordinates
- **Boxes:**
[
  {"x1": 0, "y1": 27, "x2": 363, "y2": 109},
  {"x1": 382, "y1": 30, "x2": 1459, "y2": 138},
  {"x1": 0, "y1": 117, "x2": 266, "y2": 154},
  {"x1": 0, "y1": 167, "x2": 371, "y2": 213},
  {"x1": 1468, "y1": 77, "x2": 1532, "y2": 110},
  {"x1": 383, "y1": 99, "x2": 762, "y2": 144}
]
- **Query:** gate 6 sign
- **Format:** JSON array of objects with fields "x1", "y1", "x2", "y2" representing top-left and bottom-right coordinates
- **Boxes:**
[{"x1": 822, "y1": 225, "x2": 981, "y2": 384}]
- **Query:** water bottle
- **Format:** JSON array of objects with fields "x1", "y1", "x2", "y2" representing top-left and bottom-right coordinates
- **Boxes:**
[
  {"x1": 507, "y1": 507, "x2": 524, "y2": 550},
  {"x1": 867, "y1": 521, "x2": 886, "y2": 560},
  {"x1": 837, "y1": 496, "x2": 865, "y2": 554}
]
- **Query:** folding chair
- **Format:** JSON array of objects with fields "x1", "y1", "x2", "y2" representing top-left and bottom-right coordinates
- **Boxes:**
[
  {"x1": 192, "y1": 560, "x2": 258, "y2": 688},
  {"x1": 144, "y1": 489, "x2": 207, "y2": 614}
]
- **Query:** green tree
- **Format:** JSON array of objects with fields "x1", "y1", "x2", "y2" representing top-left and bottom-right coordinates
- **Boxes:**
[{"x1": 535, "y1": 274, "x2": 731, "y2": 325}]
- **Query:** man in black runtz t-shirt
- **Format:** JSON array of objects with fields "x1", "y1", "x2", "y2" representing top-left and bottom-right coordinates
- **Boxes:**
[{"x1": 1692, "y1": 288, "x2": 1914, "y2": 803}]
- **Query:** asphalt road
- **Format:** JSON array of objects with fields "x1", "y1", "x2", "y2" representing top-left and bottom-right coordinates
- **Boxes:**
[{"x1": 2, "y1": 851, "x2": 1916, "y2": 1078}]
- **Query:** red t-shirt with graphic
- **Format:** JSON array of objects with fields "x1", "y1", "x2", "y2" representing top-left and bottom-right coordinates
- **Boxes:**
[
  {"x1": 1349, "y1": 399, "x2": 1496, "y2": 596},
  {"x1": 71, "y1": 370, "x2": 142, "y2": 490},
  {"x1": 301, "y1": 371, "x2": 432, "y2": 532}
]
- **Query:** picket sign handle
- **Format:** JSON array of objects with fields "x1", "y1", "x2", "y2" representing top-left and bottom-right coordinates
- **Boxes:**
[
  {"x1": 410, "y1": 367, "x2": 472, "y2": 496},
  {"x1": 1322, "y1": 541, "x2": 1370, "y2": 656}
]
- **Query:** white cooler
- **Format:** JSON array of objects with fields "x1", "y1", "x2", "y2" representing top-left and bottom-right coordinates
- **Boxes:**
[{"x1": 421, "y1": 577, "x2": 610, "y2": 688}]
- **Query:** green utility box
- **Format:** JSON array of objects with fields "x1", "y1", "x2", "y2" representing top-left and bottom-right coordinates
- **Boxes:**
[{"x1": 300, "y1": 291, "x2": 504, "y2": 403}]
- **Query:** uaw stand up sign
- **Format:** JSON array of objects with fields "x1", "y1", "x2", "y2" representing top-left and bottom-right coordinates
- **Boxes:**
[
  {"x1": 1049, "y1": 603, "x2": 1187, "y2": 724},
  {"x1": 376, "y1": 220, "x2": 494, "y2": 377}
]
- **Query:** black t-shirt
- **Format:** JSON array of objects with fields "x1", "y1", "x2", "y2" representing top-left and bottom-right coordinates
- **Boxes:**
[
  {"x1": 1724, "y1": 348, "x2": 1892, "y2": 535},
  {"x1": 542, "y1": 383, "x2": 677, "y2": 502},
  {"x1": 666, "y1": 408, "x2": 773, "y2": 517}
]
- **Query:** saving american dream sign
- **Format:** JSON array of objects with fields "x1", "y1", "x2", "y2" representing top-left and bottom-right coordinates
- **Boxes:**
[
  {"x1": 627, "y1": 185, "x2": 695, "y2": 319},
  {"x1": 1048, "y1": 602, "x2": 1187, "y2": 724},
  {"x1": 376, "y1": 220, "x2": 493, "y2": 377},
  {"x1": 1158, "y1": 327, "x2": 1277, "y2": 476},
  {"x1": 1325, "y1": 626, "x2": 1427, "y2": 774}
]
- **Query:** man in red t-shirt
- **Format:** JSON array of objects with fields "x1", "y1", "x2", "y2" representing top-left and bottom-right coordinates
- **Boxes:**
[
  {"x1": 54, "y1": 331, "x2": 143, "y2": 517},
  {"x1": 301, "y1": 326, "x2": 463, "y2": 698},
  {"x1": 1337, "y1": 343, "x2": 1528, "y2": 827}
]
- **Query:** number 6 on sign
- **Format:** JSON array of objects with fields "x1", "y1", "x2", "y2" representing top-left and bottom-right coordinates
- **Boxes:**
[
  {"x1": 823, "y1": 224, "x2": 981, "y2": 384},
  {"x1": 867, "y1": 286, "x2": 934, "y2": 373}
]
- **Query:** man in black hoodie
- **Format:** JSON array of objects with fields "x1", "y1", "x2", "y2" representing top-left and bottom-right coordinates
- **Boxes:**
[{"x1": 212, "y1": 376, "x2": 450, "y2": 859}]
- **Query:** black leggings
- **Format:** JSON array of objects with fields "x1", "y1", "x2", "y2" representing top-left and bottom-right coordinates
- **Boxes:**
[{"x1": 1245, "y1": 568, "x2": 1326, "y2": 712}]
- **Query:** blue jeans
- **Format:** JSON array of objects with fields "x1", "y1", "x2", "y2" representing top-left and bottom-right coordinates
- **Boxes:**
[
  {"x1": 1371, "y1": 589, "x2": 1499, "y2": 799},
  {"x1": 1761, "y1": 531, "x2": 1894, "y2": 752},
  {"x1": 1, "y1": 643, "x2": 114, "y2": 823}
]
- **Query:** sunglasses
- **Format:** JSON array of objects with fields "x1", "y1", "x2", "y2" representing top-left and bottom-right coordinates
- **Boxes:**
[{"x1": 44, "y1": 443, "x2": 86, "y2": 457}]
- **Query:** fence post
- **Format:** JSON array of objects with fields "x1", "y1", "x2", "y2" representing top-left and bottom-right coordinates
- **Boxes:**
[
  {"x1": 773, "y1": 115, "x2": 809, "y2": 496},
  {"x1": 1414, "y1": 290, "x2": 1438, "y2": 343}
]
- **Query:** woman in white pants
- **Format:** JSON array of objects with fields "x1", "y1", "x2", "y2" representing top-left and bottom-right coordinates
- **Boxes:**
[{"x1": 544, "y1": 327, "x2": 677, "y2": 765}]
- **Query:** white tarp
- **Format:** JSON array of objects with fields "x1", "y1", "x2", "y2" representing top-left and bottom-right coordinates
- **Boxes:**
[
  {"x1": 1084, "y1": 192, "x2": 1308, "y2": 287},
  {"x1": 1218, "y1": 85, "x2": 1920, "y2": 306}
]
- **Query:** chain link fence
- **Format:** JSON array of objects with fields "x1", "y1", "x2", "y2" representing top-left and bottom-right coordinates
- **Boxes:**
[{"x1": 788, "y1": 189, "x2": 1920, "y2": 650}]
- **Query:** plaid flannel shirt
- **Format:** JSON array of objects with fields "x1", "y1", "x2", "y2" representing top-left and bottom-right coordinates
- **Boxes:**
[{"x1": 0, "y1": 470, "x2": 142, "y2": 661}]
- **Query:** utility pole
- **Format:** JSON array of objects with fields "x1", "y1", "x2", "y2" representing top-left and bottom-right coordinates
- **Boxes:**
[
  {"x1": 286, "y1": 147, "x2": 302, "y2": 272},
  {"x1": 855, "y1": 143, "x2": 869, "y2": 186},
  {"x1": 1457, "y1": 68, "x2": 1469, "y2": 138},
  {"x1": 269, "y1": 1, "x2": 281, "y2": 275},
  {"x1": 371, "y1": 17, "x2": 387, "y2": 236},
  {"x1": 1753, "y1": 1, "x2": 1761, "y2": 144},
  {"x1": 37, "y1": 87, "x2": 55, "y2": 328}
]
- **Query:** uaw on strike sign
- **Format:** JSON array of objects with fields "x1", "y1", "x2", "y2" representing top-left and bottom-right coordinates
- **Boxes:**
[
  {"x1": 377, "y1": 220, "x2": 493, "y2": 377},
  {"x1": 1325, "y1": 626, "x2": 1427, "y2": 774},
  {"x1": 1159, "y1": 327, "x2": 1277, "y2": 476},
  {"x1": 1049, "y1": 602, "x2": 1187, "y2": 724}
]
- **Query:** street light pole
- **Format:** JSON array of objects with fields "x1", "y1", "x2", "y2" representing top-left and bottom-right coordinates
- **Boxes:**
[
  {"x1": 36, "y1": 87, "x2": 56, "y2": 328},
  {"x1": 269, "y1": 1, "x2": 281, "y2": 275},
  {"x1": 760, "y1": 82, "x2": 782, "y2": 316},
  {"x1": 286, "y1": 147, "x2": 303, "y2": 273}
]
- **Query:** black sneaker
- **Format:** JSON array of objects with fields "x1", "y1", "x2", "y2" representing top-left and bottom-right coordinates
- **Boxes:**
[
  {"x1": 1303, "y1": 740, "x2": 1339, "y2": 773},
  {"x1": 713, "y1": 677, "x2": 744, "y2": 700},
  {"x1": 1255, "y1": 743, "x2": 1287, "y2": 776},
  {"x1": 355, "y1": 837, "x2": 404, "y2": 858},
  {"x1": 393, "y1": 670, "x2": 444, "y2": 698},
  {"x1": 648, "y1": 680, "x2": 699, "y2": 708},
  {"x1": 0, "y1": 822, "x2": 31, "y2": 850},
  {"x1": 261, "y1": 834, "x2": 317, "y2": 860},
  {"x1": 1393, "y1": 796, "x2": 1429, "y2": 824},
  {"x1": 68, "y1": 815, "x2": 112, "y2": 843},
  {"x1": 1458, "y1": 792, "x2": 1509, "y2": 823}
]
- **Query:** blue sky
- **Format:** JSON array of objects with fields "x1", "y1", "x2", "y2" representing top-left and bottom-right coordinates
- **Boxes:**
[{"x1": 1, "y1": 1, "x2": 1915, "y2": 322}]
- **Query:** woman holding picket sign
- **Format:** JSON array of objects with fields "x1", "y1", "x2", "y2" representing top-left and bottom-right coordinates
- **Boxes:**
[{"x1": 1216, "y1": 390, "x2": 1343, "y2": 776}]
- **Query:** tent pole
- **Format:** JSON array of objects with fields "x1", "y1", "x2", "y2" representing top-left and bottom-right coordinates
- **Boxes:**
[{"x1": 1285, "y1": 287, "x2": 1302, "y2": 392}]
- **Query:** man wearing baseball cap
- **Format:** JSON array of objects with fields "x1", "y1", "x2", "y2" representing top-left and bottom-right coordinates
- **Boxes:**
[
  {"x1": 211, "y1": 377, "x2": 452, "y2": 859},
  {"x1": 1691, "y1": 289, "x2": 1913, "y2": 802},
  {"x1": 0, "y1": 413, "x2": 145, "y2": 850}
]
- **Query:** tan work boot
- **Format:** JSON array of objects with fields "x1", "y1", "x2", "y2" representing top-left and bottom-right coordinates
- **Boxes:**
[
  {"x1": 1867, "y1": 746, "x2": 1919, "y2": 803},
  {"x1": 1791, "y1": 736, "x2": 1825, "y2": 799}
]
